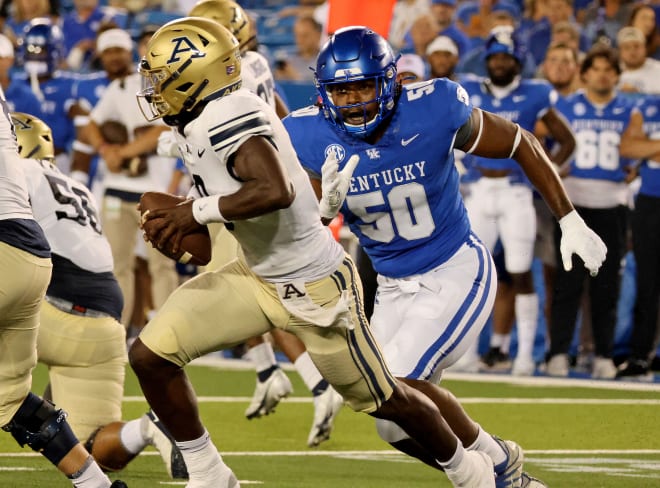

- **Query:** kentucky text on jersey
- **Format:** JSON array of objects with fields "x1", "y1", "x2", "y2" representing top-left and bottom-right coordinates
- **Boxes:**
[{"x1": 349, "y1": 161, "x2": 427, "y2": 191}]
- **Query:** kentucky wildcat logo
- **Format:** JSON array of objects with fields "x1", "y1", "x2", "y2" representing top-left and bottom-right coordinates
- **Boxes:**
[{"x1": 167, "y1": 36, "x2": 207, "y2": 64}]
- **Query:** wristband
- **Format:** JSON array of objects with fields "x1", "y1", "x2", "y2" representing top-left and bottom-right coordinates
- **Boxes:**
[
  {"x1": 72, "y1": 140, "x2": 95, "y2": 155},
  {"x1": 192, "y1": 195, "x2": 226, "y2": 225}
]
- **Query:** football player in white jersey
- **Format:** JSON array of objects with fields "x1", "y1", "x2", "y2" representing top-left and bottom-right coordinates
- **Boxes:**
[
  {"x1": 13, "y1": 111, "x2": 189, "y2": 479},
  {"x1": 0, "y1": 95, "x2": 126, "y2": 487},
  {"x1": 185, "y1": 0, "x2": 343, "y2": 448},
  {"x1": 131, "y1": 17, "x2": 510, "y2": 488}
]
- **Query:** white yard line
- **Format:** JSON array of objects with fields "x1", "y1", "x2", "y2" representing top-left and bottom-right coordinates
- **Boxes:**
[{"x1": 122, "y1": 395, "x2": 660, "y2": 404}]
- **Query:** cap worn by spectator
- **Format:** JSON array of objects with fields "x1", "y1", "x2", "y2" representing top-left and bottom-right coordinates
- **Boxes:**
[
  {"x1": 491, "y1": 1, "x2": 521, "y2": 20},
  {"x1": 97, "y1": 28, "x2": 133, "y2": 53},
  {"x1": 0, "y1": 33, "x2": 14, "y2": 58},
  {"x1": 432, "y1": 0, "x2": 456, "y2": 6},
  {"x1": 397, "y1": 53, "x2": 426, "y2": 79},
  {"x1": 426, "y1": 35, "x2": 459, "y2": 57},
  {"x1": 617, "y1": 26, "x2": 646, "y2": 46}
]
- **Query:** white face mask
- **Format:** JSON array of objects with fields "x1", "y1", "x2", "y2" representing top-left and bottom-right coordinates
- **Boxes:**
[{"x1": 24, "y1": 60, "x2": 49, "y2": 76}]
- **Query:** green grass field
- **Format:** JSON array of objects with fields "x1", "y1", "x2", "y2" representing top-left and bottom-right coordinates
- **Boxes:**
[{"x1": 1, "y1": 360, "x2": 659, "y2": 487}]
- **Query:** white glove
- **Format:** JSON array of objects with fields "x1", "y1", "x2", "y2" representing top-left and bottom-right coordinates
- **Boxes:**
[
  {"x1": 319, "y1": 151, "x2": 360, "y2": 220},
  {"x1": 157, "y1": 129, "x2": 180, "y2": 158},
  {"x1": 559, "y1": 210, "x2": 608, "y2": 276}
]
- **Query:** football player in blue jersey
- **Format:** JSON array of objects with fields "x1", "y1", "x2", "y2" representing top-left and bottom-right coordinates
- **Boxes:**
[
  {"x1": 549, "y1": 46, "x2": 641, "y2": 379},
  {"x1": 16, "y1": 18, "x2": 78, "y2": 174},
  {"x1": 283, "y1": 25, "x2": 606, "y2": 488},
  {"x1": 458, "y1": 29, "x2": 576, "y2": 376}
]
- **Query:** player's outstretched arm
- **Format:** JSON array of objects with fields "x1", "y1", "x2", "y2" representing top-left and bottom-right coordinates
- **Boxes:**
[{"x1": 456, "y1": 108, "x2": 607, "y2": 275}]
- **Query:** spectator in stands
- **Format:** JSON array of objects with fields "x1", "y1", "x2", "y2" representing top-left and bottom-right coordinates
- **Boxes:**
[
  {"x1": 425, "y1": 34, "x2": 459, "y2": 79},
  {"x1": 617, "y1": 95, "x2": 660, "y2": 381},
  {"x1": 273, "y1": 14, "x2": 321, "y2": 82},
  {"x1": 0, "y1": 0, "x2": 52, "y2": 46},
  {"x1": 548, "y1": 46, "x2": 637, "y2": 379},
  {"x1": 582, "y1": 0, "x2": 634, "y2": 47},
  {"x1": 396, "y1": 52, "x2": 427, "y2": 84},
  {"x1": 406, "y1": 12, "x2": 440, "y2": 56},
  {"x1": 627, "y1": 2, "x2": 660, "y2": 60},
  {"x1": 428, "y1": 0, "x2": 470, "y2": 55},
  {"x1": 540, "y1": 41, "x2": 581, "y2": 97},
  {"x1": 389, "y1": 0, "x2": 431, "y2": 52},
  {"x1": 457, "y1": 6, "x2": 538, "y2": 78},
  {"x1": 618, "y1": 26, "x2": 660, "y2": 94},
  {"x1": 62, "y1": 0, "x2": 126, "y2": 72},
  {"x1": 527, "y1": 0, "x2": 590, "y2": 66}
]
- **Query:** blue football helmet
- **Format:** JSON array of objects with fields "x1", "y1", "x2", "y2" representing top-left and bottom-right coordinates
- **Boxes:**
[
  {"x1": 314, "y1": 26, "x2": 397, "y2": 138},
  {"x1": 484, "y1": 26, "x2": 525, "y2": 65},
  {"x1": 18, "y1": 17, "x2": 65, "y2": 76}
]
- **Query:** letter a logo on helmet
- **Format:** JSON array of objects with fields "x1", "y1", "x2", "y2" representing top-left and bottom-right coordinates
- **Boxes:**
[{"x1": 167, "y1": 36, "x2": 207, "y2": 64}]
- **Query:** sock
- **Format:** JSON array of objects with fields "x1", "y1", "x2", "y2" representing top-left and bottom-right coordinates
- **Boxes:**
[
  {"x1": 293, "y1": 352, "x2": 324, "y2": 393},
  {"x1": 120, "y1": 418, "x2": 148, "y2": 454},
  {"x1": 176, "y1": 431, "x2": 226, "y2": 481},
  {"x1": 256, "y1": 365, "x2": 279, "y2": 383},
  {"x1": 69, "y1": 455, "x2": 111, "y2": 487},
  {"x1": 244, "y1": 342, "x2": 277, "y2": 374},
  {"x1": 311, "y1": 379, "x2": 329, "y2": 397},
  {"x1": 466, "y1": 425, "x2": 507, "y2": 467},
  {"x1": 437, "y1": 441, "x2": 465, "y2": 471},
  {"x1": 515, "y1": 293, "x2": 539, "y2": 361},
  {"x1": 490, "y1": 333, "x2": 511, "y2": 353}
]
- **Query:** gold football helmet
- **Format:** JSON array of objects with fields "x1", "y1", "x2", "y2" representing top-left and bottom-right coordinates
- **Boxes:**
[
  {"x1": 11, "y1": 112, "x2": 55, "y2": 162},
  {"x1": 188, "y1": 0, "x2": 253, "y2": 51},
  {"x1": 137, "y1": 17, "x2": 241, "y2": 122}
]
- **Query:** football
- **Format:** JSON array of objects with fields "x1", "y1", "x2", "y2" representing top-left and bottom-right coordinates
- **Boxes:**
[{"x1": 139, "y1": 191, "x2": 212, "y2": 266}]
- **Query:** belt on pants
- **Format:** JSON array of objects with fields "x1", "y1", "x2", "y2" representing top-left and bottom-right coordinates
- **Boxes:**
[{"x1": 45, "y1": 296, "x2": 112, "y2": 319}]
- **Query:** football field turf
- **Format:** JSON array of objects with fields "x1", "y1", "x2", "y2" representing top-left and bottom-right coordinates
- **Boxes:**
[{"x1": 1, "y1": 359, "x2": 659, "y2": 487}]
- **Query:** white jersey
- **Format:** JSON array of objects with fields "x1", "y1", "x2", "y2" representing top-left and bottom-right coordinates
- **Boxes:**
[
  {"x1": 90, "y1": 72, "x2": 174, "y2": 194},
  {"x1": 0, "y1": 86, "x2": 33, "y2": 221},
  {"x1": 22, "y1": 158, "x2": 114, "y2": 273},
  {"x1": 241, "y1": 50, "x2": 278, "y2": 110},
  {"x1": 176, "y1": 88, "x2": 343, "y2": 281}
]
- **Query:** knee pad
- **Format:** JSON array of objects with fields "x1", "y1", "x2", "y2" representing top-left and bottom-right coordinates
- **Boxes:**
[
  {"x1": 2, "y1": 392, "x2": 78, "y2": 465},
  {"x1": 375, "y1": 418, "x2": 410, "y2": 444},
  {"x1": 85, "y1": 421, "x2": 135, "y2": 472}
]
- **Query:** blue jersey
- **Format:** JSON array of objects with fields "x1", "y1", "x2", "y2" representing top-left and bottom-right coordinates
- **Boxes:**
[
  {"x1": 4, "y1": 79, "x2": 44, "y2": 118},
  {"x1": 16, "y1": 72, "x2": 78, "y2": 153},
  {"x1": 639, "y1": 96, "x2": 660, "y2": 197},
  {"x1": 556, "y1": 91, "x2": 636, "y2": 182},
  {"x1": 461, "y1": 77, "x2": 556, "y2": 179},
  {"x1": 284, "y1": 78, "x2": 473, "y2": 278},
  {"x1": 72, "y1": 71, "x2": 110, "y2": 112}
]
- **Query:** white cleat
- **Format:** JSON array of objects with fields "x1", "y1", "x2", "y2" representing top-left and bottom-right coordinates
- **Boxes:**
[
  {"x1": 520, "y1": 472, "x2": 547, "y2": 487},
  {"x1": 511, "y1": 357, "x2": 536, "y2": 376},
  {"x1": 493, "y1": 437, "x2": 524, "y2": 488},
  {"x1": 185, "y1": 464, "x2": 240, "y2": 488},
  {"x1": 546, "y1": 353, "x2": 569, "y2": 377},
  {"x1": 140, "y1": 410, "x2": 189, "y2": 479},
  {"x1": 592, "y1": 356, "x2": 617, "y2": 379},
  {"x1": 446, "y1": 450, "x2": 496, "y2": 487},
  {"x1": 307, "y1": 386, "x2": 343, "y2": 447},
  {"x1": 245, "y1": 368, "x2": 293, "y2": 419}
]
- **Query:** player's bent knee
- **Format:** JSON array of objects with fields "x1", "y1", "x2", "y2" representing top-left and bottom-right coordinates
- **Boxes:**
[
  {"x1": 2, "y1": 392, "x2": 78, "y2": 465},
  {"x1": 85, "y1": 422, "x2": 136, "y2": 472},
  {"x1": 376, "y1": 418, "x2": 410, "y2": 443}
]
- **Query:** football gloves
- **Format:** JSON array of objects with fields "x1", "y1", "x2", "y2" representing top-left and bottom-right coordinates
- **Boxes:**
[
  {"x1": 559, "y1": 210, "x2": 607, "y2": 276},
  {"x1": 319, "y1": 151, "x2": 359, "y2": 220}
]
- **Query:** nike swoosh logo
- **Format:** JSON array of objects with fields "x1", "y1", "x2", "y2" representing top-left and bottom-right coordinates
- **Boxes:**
[
  {"x1": 401, "y1": 134, "x2": 419, "y2": 146},
  {"x1": 197, "y1": 148, "x2": 206, "y2": 157},
  {"x1": 612, "y1": 108, "x2": 625, "y2": 115},
  {"x1": 513, "y1": 96, "x2": 526, "y2": 102}
]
